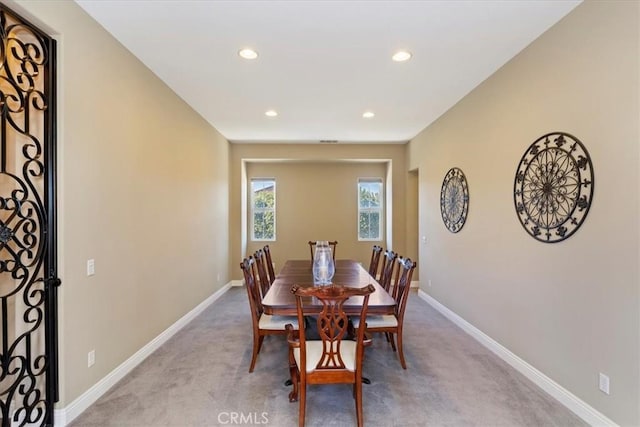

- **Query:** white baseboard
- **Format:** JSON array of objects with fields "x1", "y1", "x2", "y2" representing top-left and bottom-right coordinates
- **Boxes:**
[
  {"x1": 417, "y1": 289, "x2": 617, "y2": 427},
  {"x1": 411, "y1": 280, "x2": 419, "y2": 288},
  {"x1": 231, "y1": 279, "x2": 244, "y2": 287},
  {"x1": 54, "y1": 282, "x2": 233, "y2": 426}
]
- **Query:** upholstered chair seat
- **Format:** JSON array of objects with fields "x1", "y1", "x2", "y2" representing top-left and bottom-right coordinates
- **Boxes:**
[
  {"x1": 351, "y1": 314, "x2": 397, "y2": 329},
  {"x1": 293, "y1": 340, "x2": 357, "y2": 373},
  {"x1": 259, "y1": 314, "x2": 299, "y2": 330}
]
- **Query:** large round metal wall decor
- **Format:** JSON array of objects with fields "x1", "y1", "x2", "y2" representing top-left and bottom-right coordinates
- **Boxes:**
[
  {"x1": 514, "y1": 132, "x2": 594, "y2": 243},
  {"x1": 440, "y1": 167, "x2": 469, "y2": 233}
]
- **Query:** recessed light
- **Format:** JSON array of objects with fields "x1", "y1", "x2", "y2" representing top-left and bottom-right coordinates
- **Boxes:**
[
  {"x1": 362, "y1": 111, "x2": 375, "y2": 119},
  {"x1": 238, "y1": 48, "x2": 258, "y2": 60},
  {"x1": 392, "y1": 50, "x2": 412, "y2": 62},
  {"x1": 265, "y1": 110, "x2": 278, "y2": 117}
]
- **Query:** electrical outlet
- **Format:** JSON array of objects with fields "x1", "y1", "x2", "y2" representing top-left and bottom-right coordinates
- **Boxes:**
[
  {"x1": 88, "y1": 350, "x2": 95, "y2": 367},
  {"x1": 217, "y1": 273, "x2": 221, "y2": 282},
  {"x1": 87, "y1": 259, "x2": 95, "y2": 276},
  {"x1": 428, "y1": 280, "x2": 432, "y2": 287},
  {"x1": 599, "y1": 373, "x2": 610, "y2": 395}
]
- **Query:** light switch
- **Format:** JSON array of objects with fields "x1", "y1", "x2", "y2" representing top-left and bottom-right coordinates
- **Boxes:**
[
  {"x1": 87, "y1": 259, "x2": 95, "y2": 276},
  {"x1": 599, "y1": 373, "x2": 610, "y2": 395}
]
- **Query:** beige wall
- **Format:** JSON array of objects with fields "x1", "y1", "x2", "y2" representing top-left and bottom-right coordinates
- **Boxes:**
[
  {"x1": 408, "y1": 1, "x2": 639, "y2": 425},
  {"x1": 246, "y1": 161, "x2": 387, "y2": 269},
  {"x1": 230, "y1": 144, "x2": 413, "y2": 279},
  {"x1": 13, "y1": 0, "x2": 230, "y2": 407}
]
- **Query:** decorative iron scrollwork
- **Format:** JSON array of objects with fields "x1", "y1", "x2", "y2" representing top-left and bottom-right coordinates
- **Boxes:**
[
  {"x1": 514, "y1": 132, "x2": 594, "y2": 243},
  {"x1": 440, "y1": 167, "x2": 469, "y2": 233},
  {"x1": 0, "y1": 223, "x2": 12, "y2": 243},
  {"x1": 0, "y1": 5, "x2": 57, "y2": 426}
]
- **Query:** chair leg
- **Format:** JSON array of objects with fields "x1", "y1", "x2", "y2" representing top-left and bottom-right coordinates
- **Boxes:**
[
  {"x1": 289, "y1": 373, "x2": 300, "y2": 403},
  {"x1": 249, "y1": 333, "x2": 261, "y2": 373},
  {"x1": 354, "y1": 376, "x2": 363, "y2": 427},
  {"x1": 397, "y1": 328, "x2": 407, "y2": 369},
  {"x1": 388, "y1": 332, "x2": 397, "y2": 352},
  {"x1": 288, "y1": 352, "x2": 299, "y2": 402},
  {"x1": 299, "y1": 383, "x2": 306, "y2": 427},
  {"x1": 257, "y1": 335, "x2": 265, "y2": 354}
]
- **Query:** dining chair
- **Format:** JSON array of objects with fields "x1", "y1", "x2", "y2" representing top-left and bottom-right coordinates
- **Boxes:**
[
  {"x1": 285, "y1": 283, "x2": 375, "y2": 427},
  {"x1": 378, "y1": 249, "x2": 398, "y2": 293},
  {"x1": 263, "y1": 244, "x2": 276, "y2": 285},
  {"x1": 253, "y1": 249, "x2": 272, "y2": 298},
  {"x1": 352, "y1": 257, "x2": 416, "y2": 369},
  {"x1": 367, "y1": 245, "x2": 383, "y2": 279},
  {"x1": 308, "y1": 240, "x2": 337, "y2": 265},
  {"x1": 240, "y1": 257, "x2": 299, "y2": 372}
]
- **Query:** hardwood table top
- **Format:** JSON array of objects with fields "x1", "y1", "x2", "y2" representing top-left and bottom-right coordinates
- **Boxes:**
[{"x1": 261, "y1": 259, "x2": 396, "y2": 316}]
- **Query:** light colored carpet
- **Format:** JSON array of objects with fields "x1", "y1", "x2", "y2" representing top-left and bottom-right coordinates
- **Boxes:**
[{"x1": 69, "y1": 287, "x2": 586, "y2": 427}]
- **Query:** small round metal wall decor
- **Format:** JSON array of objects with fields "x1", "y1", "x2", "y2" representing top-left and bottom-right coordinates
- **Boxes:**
[
  {"x1": 440, "y1": 167, "x2": 469, "y2": 233},
  {"x1": 514, "y1": 132, "x2": 594, "y2": 243}
]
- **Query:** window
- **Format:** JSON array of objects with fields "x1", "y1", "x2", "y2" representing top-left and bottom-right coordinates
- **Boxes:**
[
  {"x1": 251, "y1": 179, "x2": 276, "y2": 241},
  {"x1": 358, "y1": 178, "x2": 383, "y2": 240}
]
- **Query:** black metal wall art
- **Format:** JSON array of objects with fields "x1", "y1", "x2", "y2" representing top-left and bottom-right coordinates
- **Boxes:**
[
  {"x1": 514, "y1": 132, "x2": 594, "y2": 243},
  {"x1": 440, "y1": 167, "x2": 469, "y2": 233}
]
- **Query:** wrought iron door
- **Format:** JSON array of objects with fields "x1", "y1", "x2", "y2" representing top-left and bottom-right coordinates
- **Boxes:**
[{"x1": 0, "y1": 5, "x2": 59, "y2": 427}]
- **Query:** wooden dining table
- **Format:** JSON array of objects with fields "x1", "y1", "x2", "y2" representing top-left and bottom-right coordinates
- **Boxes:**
[{"x1": 262, "y1": 259, "x2": 396, "y2": 316}]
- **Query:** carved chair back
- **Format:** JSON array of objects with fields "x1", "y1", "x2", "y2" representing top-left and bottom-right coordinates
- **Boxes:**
[
  {"x1": 292, "y1": 284, "x2": 374, "y2": 373},
  {"x1": 393, "y1": 257, "x2": 416, "y2": 322},
  {"x1": 254, "y1": 248, "x2": 271, "y2": 298},
  {"x1": 368, "y1": 245, "x2": 383, "y2": 278},
  {"x1": 308, "y1": 240, "x2": 338, "y2": 265},
  {"x1": 240, "y1": 257, "x2": 263, "y2": 329},
  {"x1": 263, "y1": 244, "x2": 276, "y2": 285},
  {"x1": 379, "y1": 250, "x2": 398, "y2": 292}
]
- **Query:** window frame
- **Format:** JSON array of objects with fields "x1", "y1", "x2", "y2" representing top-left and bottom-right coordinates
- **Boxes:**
[
  {"x1": 250, "y1": 178, "x2": 276, "y2": 241},
  {"x1": 357, "y1": 177, "x2": 383, "y2": 241}
]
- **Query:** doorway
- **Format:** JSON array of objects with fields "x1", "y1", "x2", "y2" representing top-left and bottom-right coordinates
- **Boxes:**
[{"x1": 408, "y1": 169, "x2": 419, "y2": 281}]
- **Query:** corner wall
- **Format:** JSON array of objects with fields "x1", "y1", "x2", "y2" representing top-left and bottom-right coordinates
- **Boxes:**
[
  {"x1": 12, "y1": 0, "x2": 231, "y2": 408},
  {"x1": 408, "y1": 1, "x2": 639, "y2": 424}
]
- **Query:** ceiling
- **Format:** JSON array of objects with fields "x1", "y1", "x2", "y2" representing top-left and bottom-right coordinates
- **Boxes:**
[{"x1": 75, "y1": 0, "x2": 581, "y2": 144}]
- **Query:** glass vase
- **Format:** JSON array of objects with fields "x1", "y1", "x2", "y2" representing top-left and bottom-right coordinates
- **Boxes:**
[{"x1": 312, "y1": 241, "x2": 334, "y2": 285}]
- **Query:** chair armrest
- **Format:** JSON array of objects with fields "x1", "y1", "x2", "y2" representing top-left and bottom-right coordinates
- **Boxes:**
[{"x1": 285, "y1": 323, "x2": 300, "y2": 347}]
